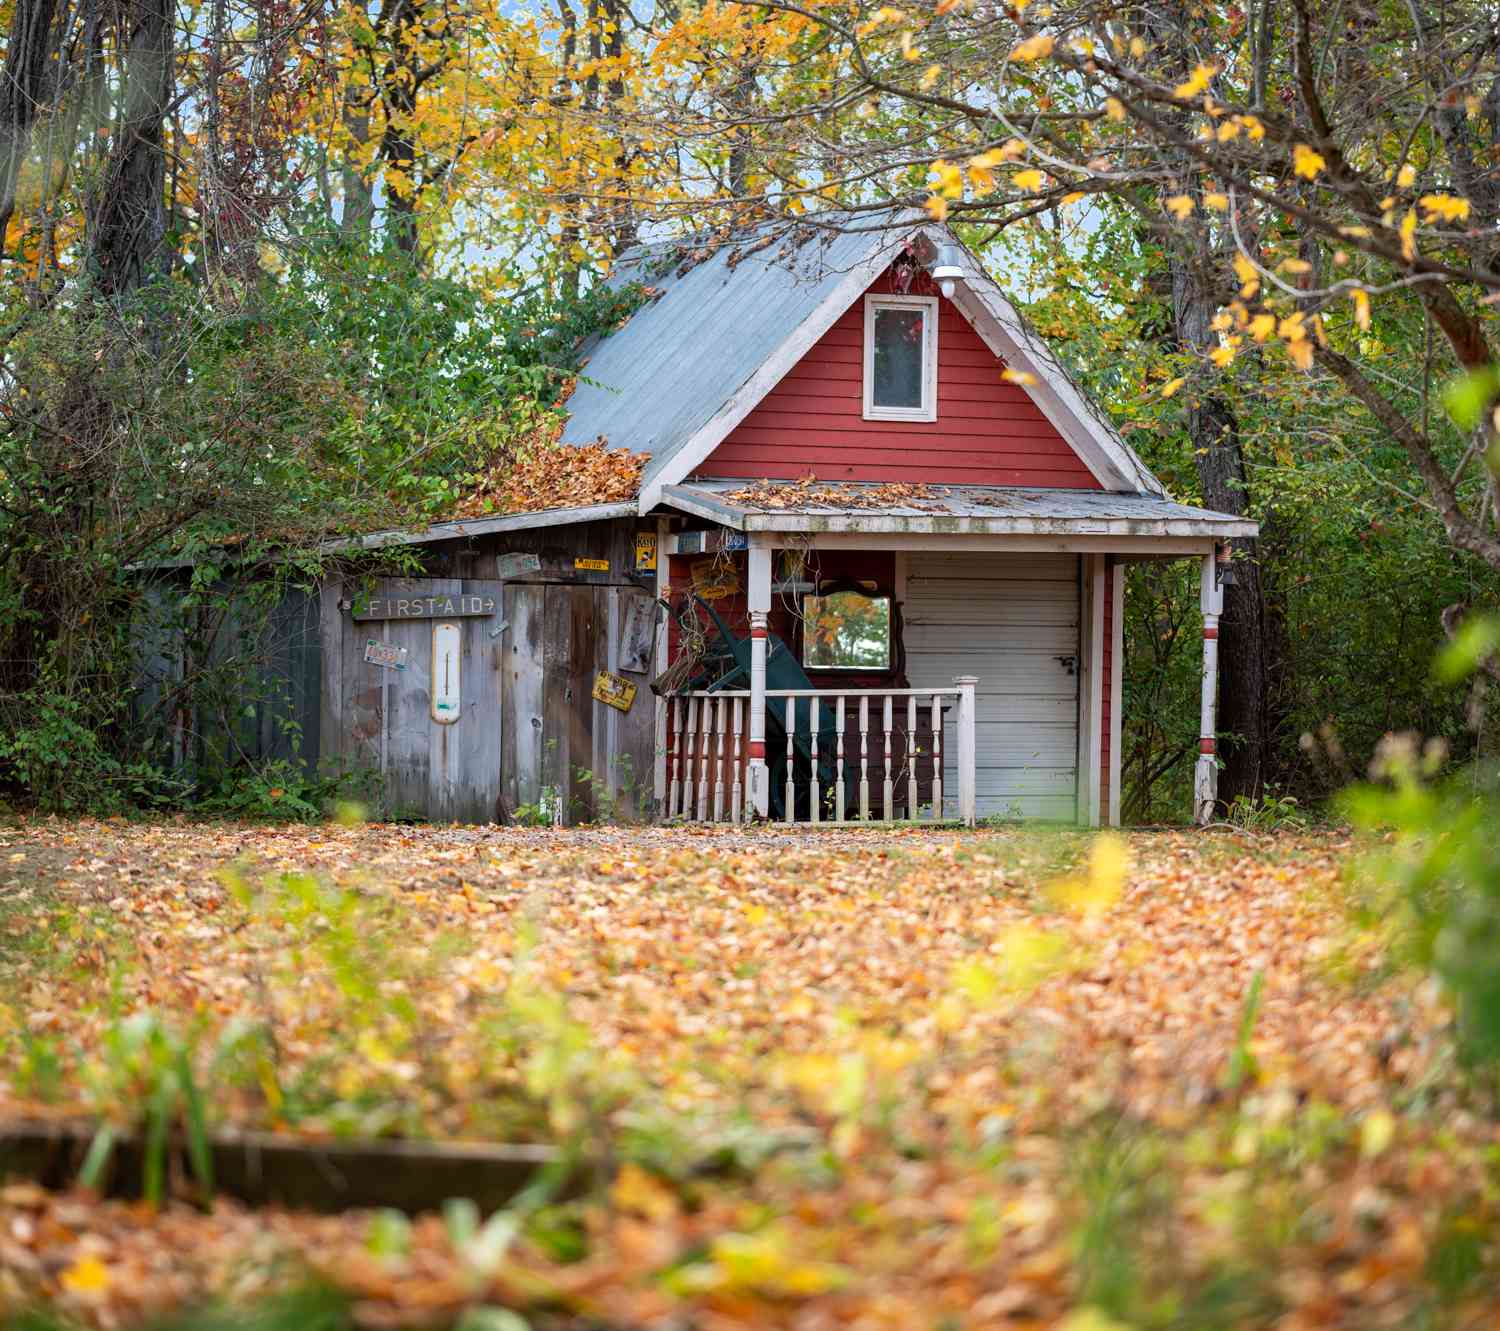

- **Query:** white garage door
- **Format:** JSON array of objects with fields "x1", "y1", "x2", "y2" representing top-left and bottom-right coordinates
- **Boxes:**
[{"x1": 904, "y1": 551, "x2": 1081, "y2": 820}]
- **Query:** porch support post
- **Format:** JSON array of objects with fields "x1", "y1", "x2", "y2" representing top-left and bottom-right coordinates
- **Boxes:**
[
  {"x1": 1195, "y1": 550, "x2": 1225, "y2": 825},
  {"x1": 747, "y1": 541, "x2": 773, "y2": 820},
  {"x1": 955, "y1": 675, "x2": 977, "y2": 827},
  {"x1": 652, "y1": 516, "x2": 671, "y2": 814}
]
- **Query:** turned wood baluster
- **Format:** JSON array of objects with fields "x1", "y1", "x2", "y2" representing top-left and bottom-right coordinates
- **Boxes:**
[
  {"x1": 696, "y1": 699, "x2": 710, "y2": 822},
  {"x1": 930, "y1": 694, "x2": 943, "y2": 821},
  {"x1": 882, "y1": 695, "x2": 894, "y2": 821},
  {"x1": 835, "y1": 695, "x2": 846, "y2": 823},
  {"x1": 808, "y1": 698, "x2": 821, "y2": 825},
  {"x1": 907, "y1": 694, "x2": 918, "y2": 819},
  {"x1": 683, "y1": 697, "x2": 698, "y2": 821},
  {"x1": 668, "y1": 698, "x2": 681, "y2": 819},
  {"x1": 784, "y1": 697, "x2": 796, "y2": 824},
  {"x1": 859, "y1": 696, "x2": 870, "y2": 821},
  {"x1": 713, "y1": 697, "x2": 726, "y2": 823},
  {"x1": 731, "y1": 697, "x2": 744, "y2": 823}
]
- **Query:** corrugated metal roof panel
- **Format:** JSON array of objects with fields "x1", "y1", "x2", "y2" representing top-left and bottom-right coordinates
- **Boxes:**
[
  {"x1": 661, "y1": 480, "x2": 1258, "y2": 537},
  {"x1": 561, "y1": 224, "x2": 894, "y2": 490}
]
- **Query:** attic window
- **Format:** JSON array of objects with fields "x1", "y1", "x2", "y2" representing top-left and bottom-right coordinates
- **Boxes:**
[{"x1": 863, "y1": 294, "x2": 938, "y2": 423}]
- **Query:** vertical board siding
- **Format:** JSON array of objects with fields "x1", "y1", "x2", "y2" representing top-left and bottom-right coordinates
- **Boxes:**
[
  {"x1": 335, "y1": 578, "x2": 505, "y2": 823},
  {"x1": 694, "y1": 267, "x2": 1103, "y2": 488},
  {"x1": 904, "y1": 552, "x2": 1081, "y2": 820}
]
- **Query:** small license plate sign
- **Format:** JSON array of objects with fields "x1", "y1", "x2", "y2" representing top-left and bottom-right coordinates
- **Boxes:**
[
  {"x1": 364, "y1": 639, "x2": 408, "y2": 670},
  {"x1": 496, "y1": 551, "x2": 541, "y2": 578},
  {"x1": 592, "y1": 671, "x2": 637, "y2": 712}
]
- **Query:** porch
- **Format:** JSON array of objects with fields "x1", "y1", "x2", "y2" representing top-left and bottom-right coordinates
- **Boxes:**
[{"x1": 651, "y1": 482, "x2": 1258, "y2": 827}]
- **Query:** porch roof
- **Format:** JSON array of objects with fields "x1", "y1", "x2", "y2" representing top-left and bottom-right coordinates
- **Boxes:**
[{"x1": 658, "y1": 481, "x2": 1259, "y2": 540}]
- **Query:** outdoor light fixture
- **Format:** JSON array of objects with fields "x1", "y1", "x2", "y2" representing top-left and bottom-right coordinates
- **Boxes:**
[
  {"x1": 930, "y1": 242, "x2": 964, "y2": 299},
  {"x1": 1215, "y1": 542, "x2": 1237, "y2": 587}
]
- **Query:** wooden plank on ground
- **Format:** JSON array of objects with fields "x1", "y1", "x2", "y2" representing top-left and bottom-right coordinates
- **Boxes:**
[{"x1": 0, "y1": 1118, "x2": 556, "y2": 1217}]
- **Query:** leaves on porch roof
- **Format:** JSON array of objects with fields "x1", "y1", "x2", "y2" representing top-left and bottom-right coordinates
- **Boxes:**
[{"x1": 726, "y1": 476, "x2": 948, "y2": 511}]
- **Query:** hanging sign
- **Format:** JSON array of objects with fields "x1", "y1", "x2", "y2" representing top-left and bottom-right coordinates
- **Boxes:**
[
  {"x1": 353, "y1": 593, "x2": 496, "y2": 621},
  {"x1": 691, "y1": 557, "x2": 740, "y2": 602},
  {"x1": 619, "y1": 596, "x2": 655, "y2": 674},
  {"x1": 575, "y1": 557, "x2": 610, "y2": 572},
  {"x1": 363, "y1": 639, "x2": 408, "y2": 670},
  {"x1": 496, "y1": 551, "x2": 541, "y2": 578},
  {"x1": 634, "y1": 532, "x2": 658, "y2": 571},
  {"x1": 431, "y1": 622, "x2": 461, "y2": 723},
  {"x1": 592, "y1": 671, "x2": 638, "y2": 712}
]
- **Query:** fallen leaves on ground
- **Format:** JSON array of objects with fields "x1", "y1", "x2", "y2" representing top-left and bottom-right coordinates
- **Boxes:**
[{"x1": 0, "y1": 819, "x2": 1494, "y2": 1329}]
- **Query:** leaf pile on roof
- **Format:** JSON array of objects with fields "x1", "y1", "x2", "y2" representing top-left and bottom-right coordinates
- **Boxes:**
[
  {"x1": 452, "y1": 432, "x2": 644, "y2": 519},
  {"x1": 726, "y1": 476, "x2": 948, "y2": 511}
]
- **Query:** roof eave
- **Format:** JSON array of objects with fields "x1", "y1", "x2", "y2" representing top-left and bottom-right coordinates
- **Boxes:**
[
  {"x1": 657, "y1": 485, "x2": 1257, "y2": 539},
  {"x1": 330, "y1": 501, "x2": 638, "y2": 553}
]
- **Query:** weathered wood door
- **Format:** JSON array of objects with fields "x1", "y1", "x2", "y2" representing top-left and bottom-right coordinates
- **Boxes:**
[
  {"x1": 321, "y1": 579, "x2": 505, "y2": 822},
  {"x1": 500, "y1": 583, "x2": 657, "y2": 824}
]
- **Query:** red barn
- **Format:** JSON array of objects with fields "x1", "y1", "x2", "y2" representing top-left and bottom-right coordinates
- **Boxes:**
[{"x1": 313, "y1": 218, "x2": 1254, "y2": 826}]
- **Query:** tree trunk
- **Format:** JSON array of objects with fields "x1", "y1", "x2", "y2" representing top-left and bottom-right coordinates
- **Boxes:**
[
  {"x1": 0, "y1": 0, "x2": 63, "y2": 245},
  {"x1": 88, "y1": 0, "x2": 170, "y2": 296},
  {"x1": 1173, "y1": 256, "x2": 1280, "y2": 807}
]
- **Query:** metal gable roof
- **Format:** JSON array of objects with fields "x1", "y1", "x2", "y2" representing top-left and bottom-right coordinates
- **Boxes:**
[
  {"x1": 561, "y1": 224, "x2": 898, "y2": 494},
  {"x1": 561, "y1": 213, "x2": 1171, "y2": 509}
]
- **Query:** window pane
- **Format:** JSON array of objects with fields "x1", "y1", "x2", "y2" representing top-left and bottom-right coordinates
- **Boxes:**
[
  {"x1": 871, "y1": 306, "x2": 925, "y2": 409},
  {"x1": 803, "y1": 592, "x2": 891, "y2": 669}
]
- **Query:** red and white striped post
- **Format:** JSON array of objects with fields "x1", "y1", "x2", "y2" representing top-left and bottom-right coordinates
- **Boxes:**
[
  {"x1": 747, "y1": 543, "x2": 773, "y2": 820},
  {"x1": 1194, "y1": 548, "x2": 1226, "y2": 825}
]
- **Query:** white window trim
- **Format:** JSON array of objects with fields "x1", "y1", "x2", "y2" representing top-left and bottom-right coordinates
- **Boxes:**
[{"x1": 863, "y1": 294, "x2": 938, "y2": 423}]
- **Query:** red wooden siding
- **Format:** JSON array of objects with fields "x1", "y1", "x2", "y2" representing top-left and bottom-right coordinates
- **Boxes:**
[
  {"x1": 1100, "y1": 557, "x2": 1114, "y2": 818},
  {"x1": 694, "y1": 267, "x2": 1102, "y2": 488}
]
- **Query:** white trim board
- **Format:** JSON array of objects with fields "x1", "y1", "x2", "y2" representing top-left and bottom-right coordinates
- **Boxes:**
[{"x1": 863, "y1": 293, "x2": 939, "y2": 422}]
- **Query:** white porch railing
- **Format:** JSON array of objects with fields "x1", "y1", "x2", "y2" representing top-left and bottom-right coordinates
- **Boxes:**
[{"x1": 666, "y1": 680, "x2": 977, "y2": 826}]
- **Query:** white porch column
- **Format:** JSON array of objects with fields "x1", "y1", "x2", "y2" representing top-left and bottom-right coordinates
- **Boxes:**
[
  {"x1": 747, "y1": 541, "x2": 773, "y2": 820},
  {"x1": 1195, "y1": 550, "x2": 1225, "y2": 825},
  {"x1": 955, "y1": 675, "x2": 978, "y2": 827},
  {"x1": 652, "y1": 516, "x2": 671, "y2": 812}
]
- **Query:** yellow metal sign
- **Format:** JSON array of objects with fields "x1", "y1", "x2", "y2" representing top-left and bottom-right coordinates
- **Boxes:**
[
  {"x1": 592, "y1": 671, "x2": 638, "y2": 712},
  {"x1": 691, "y1": 557, "x2": 740, "y2": 602},
  {"x1": 575, "y1": 557, "x2": 609, "y2": 572},
  {"x1": 634, "y1": 532, "x2": 658, "y2": 571}
]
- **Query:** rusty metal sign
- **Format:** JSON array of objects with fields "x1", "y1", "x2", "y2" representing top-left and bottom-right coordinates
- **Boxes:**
[
  {"x1": 496, "y1": 551, "x2": 541, "y2": 578},
  {"x1": 592, "y1": 671, "x2": 637, "y2": 712},
  {"x1": 691, "y1": 557, "x2": 740, "y2": 602},
  {"x1": 363, "y1": 639, "x2": 408, "y2": 670},
  {"x1": 634, "y1": 532, "x2": 657, "y2": 571},
  {"x1": 353, "y1": 593, "x2": 496, "y2": 621}
]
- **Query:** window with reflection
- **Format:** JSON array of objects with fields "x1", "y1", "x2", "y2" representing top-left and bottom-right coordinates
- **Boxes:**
[{"x1": 802, "y1": 589, "x2": 892, "y2": 670}]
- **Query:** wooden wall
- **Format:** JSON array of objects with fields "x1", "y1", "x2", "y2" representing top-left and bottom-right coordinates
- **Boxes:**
[
  {"x1": 320, "y1": 518, "x2": 660, "y2": 824},
  {"x1": 692, "y1": 267, "x2": 1102, "y2": 488}
]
